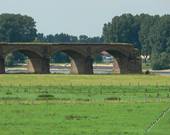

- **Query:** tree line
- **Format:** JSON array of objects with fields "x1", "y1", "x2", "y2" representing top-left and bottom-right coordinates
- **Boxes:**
[
  {"x1": 0, "y1": 13, "x2": 103, "y2": 43},
  {"x1": 36, "y1": 33, "x2": 103, "y2": 43},
  {"x1": 103, "y1": 14, "x2": 170, "y2": 70},
  {"x1": 0, "y1": 13, "x2": 170, "y2": 70}
]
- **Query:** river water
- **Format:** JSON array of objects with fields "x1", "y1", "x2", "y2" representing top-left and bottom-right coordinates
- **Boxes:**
[
  {"x1": 151, "y1": 71, "x2": 170, "y2": 76},
  {"x1": 5, "y1": 66, "x2": 170, "y2": 75}
]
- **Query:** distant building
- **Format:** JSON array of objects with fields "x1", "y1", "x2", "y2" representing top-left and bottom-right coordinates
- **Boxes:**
[{"x1": 101, "y1": 51, "x2": 113, "y2": 63}]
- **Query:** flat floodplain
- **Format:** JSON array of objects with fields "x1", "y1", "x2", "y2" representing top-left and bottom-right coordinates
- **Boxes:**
[{"x1": 0, "y1": 75, "x2": 170, "y2": 135}]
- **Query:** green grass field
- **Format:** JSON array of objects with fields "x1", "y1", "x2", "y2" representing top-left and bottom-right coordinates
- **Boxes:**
[
  {"x1": 0, "y1": 75, "x2": 170, "y2": 135},
  {"x1": 0, "y1": 74, "x2": 170, "y2": 86}
]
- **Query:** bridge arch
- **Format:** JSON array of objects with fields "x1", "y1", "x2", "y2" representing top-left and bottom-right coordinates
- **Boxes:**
[
  {"x1": 4, "y1": 49, "x2": 49, "y2": 74},
  {"x1": 92, "y1": 47, "x2": 133, "y2": 74},
  {"x1": 50, "y1": 48, "x2": 93, "y2": 74}
]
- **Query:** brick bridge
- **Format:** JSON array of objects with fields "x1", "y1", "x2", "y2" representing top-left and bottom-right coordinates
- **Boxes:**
[{"x1": 0, "y1": 43, "x2": 142, "y2": 74}]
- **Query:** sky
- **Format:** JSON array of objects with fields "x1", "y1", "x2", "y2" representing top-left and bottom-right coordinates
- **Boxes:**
[{"x1": 0, "y1": 0, "x2": 170, "y2": 36}]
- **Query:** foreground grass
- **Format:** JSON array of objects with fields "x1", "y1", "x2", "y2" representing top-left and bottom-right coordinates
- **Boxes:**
[
  {"x1": 0, "y1": 74, "x2": 170, "y2": 135},
  {"x1": 0, "y1": 85, "x2": 170, "y2": 103},
  {"x1": 0, "y1": 103, "x2": 169, "y2": 135}
]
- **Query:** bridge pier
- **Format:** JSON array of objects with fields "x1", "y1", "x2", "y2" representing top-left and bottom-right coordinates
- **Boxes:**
[
  {"x1": 0, "y1": 57, "x2": 5, "y2": 74},
  {"x1": 70, "y1": 56, "x2": 93, "y2": 74},
  {"x1": 128, "y1": 57, "x2": 142, "y2": 73},
  {"x1": 117, "y1": 56, "x2": 142, "y2": 74},
  {"x1": 27, "y1": 57, "x2": 50, "y2": 74}
]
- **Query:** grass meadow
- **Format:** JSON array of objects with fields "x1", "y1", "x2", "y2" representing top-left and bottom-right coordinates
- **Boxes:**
[{"x1": 0, "y1": 74, "x2": 170, "y2": 135}]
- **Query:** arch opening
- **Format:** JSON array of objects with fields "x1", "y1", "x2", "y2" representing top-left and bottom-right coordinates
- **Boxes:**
[
  {"x1": 50, "y1": 52, "x2": 70, "y2": 74},
  {"x1": 106, "y1": 50, "x2": 128, "y2": 74},
  {"x1": 50, "y1": 49, "x2": 90, "y2": 74},
  {"x1": 92, "y1": 49, "x2": 131, "y2": 74},
  {"x1": 92, "y1": 50, "x2": 121, "y2": 74},
  {"x1": 4, "y1": 49, "x2": 47, "y2": 74}
]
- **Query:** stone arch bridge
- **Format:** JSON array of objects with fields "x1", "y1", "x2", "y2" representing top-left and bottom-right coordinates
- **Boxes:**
[{"x1": 0, "y1": 43, "x2": 142, "y2": 74}]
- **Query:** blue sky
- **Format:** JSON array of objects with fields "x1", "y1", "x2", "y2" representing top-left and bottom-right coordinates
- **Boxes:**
[{"x1": 0, "y1": 0, "x2": 170, "y2": 36}]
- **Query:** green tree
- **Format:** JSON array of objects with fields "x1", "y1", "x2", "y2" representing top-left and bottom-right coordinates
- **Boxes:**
[
  {"x1": 149, "y1": 15, "x2": 170, "y2": 69},
  {"x1": 0, "y1": 13, "x2": 37, "y2": 42},
  {"x1": 79, "y1": 35, "x2": 89, "y2": 43},
  {"x1": 103, "y1": 14, "x2": 141, "y2": 49},
  {"x1": 136, "y1": 14, "x2": 154, "y2": 58}
]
